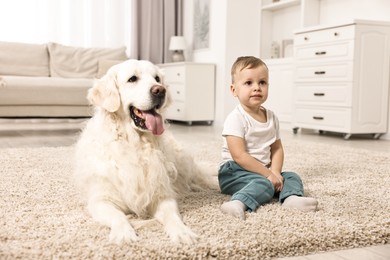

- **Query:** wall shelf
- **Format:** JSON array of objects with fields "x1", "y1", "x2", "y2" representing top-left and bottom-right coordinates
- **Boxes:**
[
  {"x1": 262, "y1": 0, "x2": 300, "y2": 11},
  {"x1": 260, "y1": 0, "x2": 320, "y2": 59}
]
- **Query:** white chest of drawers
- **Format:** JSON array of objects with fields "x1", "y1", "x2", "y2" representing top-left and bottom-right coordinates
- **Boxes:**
[
  {"x1": 293, "y1": 20, "x2": 390, "y2": 139},
  {"x1": 158, "y1": 62, "x2": 215, "y2": 125}
]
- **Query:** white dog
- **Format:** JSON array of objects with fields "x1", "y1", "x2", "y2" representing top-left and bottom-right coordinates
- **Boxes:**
[{"x1": 74, "y1": 59, "x2": 215, "y2": 244}]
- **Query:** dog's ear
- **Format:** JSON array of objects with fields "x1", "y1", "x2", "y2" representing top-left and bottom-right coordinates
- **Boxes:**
[{"x1": 88, "y1": 72, "x2": 120, "y2": 112}]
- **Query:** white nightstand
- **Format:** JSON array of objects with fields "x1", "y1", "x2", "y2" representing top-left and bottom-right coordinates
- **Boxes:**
[{"x1": 158, "y1": 62, "x2": 215, "y2": 125}]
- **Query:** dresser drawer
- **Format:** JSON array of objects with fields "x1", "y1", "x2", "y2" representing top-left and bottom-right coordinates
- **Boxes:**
[
  {"x1": 295, "y1": 25, "x2": 355, "y2": 45},
  {"x1": 295, "y1": 83, "x2": 352, "y2": 106},
  {"x1": 162, "y1": 66, "x2": 185, "y2": 83},
  {"x1": 166, "y1": 101, "x2": 185, "y2": 120},
  {"x1": 295, "y1": 41, "x2": 354, "y2": 61},
  {"x1": 167, "y1": 83, "x2": 185, "y2": 102},
  {"x1": 295, "y1": 107, "x2": 351, "y2": 129},
  {"x1": 295, "y1": 62, "x2": 353, "y2": 82}
]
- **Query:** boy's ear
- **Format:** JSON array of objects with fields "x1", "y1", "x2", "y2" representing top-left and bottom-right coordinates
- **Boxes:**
[{"x1": 230, "y1": 84, "x2": 237, "y2": 97}]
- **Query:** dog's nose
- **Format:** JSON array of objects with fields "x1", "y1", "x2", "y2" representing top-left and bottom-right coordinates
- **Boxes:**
[{"x1": 151, "y1": 85, "x2": 166, "y2": 98}]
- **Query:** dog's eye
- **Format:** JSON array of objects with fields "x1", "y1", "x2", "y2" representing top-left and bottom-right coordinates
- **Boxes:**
[
  {"x1": 155, "y1": 76, "x2": 160, "y2": 83},
  {"x1": 128, "y1": 76, "x2": 138, "y2": 83}
]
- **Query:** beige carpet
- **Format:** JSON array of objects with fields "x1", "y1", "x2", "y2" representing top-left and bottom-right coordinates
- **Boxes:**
[{"x1": 1, "y1": 138, "x2": 389, "y2": 259}]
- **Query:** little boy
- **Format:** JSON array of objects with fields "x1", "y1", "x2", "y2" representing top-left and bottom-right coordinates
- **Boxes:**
[{"x1": 219, "y1": 56, "x2": 318, "y2": 220}]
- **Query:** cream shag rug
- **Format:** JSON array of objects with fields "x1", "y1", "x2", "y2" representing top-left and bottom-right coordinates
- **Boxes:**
[{"x1": 1, "y1": 138, "x2": 389, "y2": 259}]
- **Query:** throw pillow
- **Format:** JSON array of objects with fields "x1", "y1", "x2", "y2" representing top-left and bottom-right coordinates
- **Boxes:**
[
  {"x1": 48, "y1": 42, "x2": 127, "y2": 78},
  {"x1": 0, "y1": 41, "x2": 50, "y2": 77},
  {"x1": 96, "y1": 59, "x2": 126, "y2": 78}
]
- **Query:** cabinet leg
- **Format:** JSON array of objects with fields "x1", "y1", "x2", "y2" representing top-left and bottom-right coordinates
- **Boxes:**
[
  {"x1": 343, "y1": 133, "x2": 351, "y2": 140},
  {"x1": 293, "y1": 127, "x2": 299, "y2": 134},
  {"x1": 373, "y1": 133, "x2": 382, "y2": 139},
  {"x1": 207, "y1": 121, "x2": 213, "y2": 125},
  {"x1": 187, "y1": 121, "x2": 193, "y2": 126}
]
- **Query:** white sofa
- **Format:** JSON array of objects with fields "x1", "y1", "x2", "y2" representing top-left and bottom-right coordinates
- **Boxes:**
[{"x1": 0, "y1": 41, "x2": 127, "y2": 118}]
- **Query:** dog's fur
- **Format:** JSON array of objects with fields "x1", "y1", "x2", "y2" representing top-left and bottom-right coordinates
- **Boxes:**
[{"x1": 74, "y1": 59, "x2": 215, "y2": 244}]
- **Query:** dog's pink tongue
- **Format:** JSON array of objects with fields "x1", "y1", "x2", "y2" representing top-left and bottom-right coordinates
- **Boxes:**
[{"x1": 144, "y1": 112, "x2": 164, "y2": 135}]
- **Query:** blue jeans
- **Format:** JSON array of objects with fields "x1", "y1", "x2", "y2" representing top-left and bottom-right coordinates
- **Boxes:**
[{"x1": 218, "y1": 161, "x2": 305, "y2": 211}]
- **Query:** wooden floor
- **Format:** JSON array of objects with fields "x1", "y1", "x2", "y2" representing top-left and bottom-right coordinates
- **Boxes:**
[{"x1": 0, "y1": 120, "x2": 389, "y2": 259}]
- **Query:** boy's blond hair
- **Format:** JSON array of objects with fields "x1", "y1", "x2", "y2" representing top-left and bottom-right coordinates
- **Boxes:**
[{"x1": 231, "y1": 56, "x2": 268, "y2": 83}]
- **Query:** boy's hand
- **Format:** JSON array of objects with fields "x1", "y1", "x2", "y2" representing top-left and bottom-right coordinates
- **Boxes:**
[{"x1": 267, "y1": 173, "x2": 283, "y2": 192}]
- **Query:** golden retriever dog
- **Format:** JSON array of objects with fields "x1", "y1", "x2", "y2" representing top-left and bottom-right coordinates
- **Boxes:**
[{"x1": 74, "y1": 59, "x2": 215, "y2": 244}]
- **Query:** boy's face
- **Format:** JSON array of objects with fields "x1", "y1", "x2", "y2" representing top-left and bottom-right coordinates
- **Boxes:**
[{"x1": 230, "y1": 65, "x2": 269, "y2": 110}]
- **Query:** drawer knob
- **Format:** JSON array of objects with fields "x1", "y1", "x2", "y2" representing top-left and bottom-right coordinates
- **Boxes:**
[
  {"x1": 304, "y1": 37, "x2": 309, "y2": 41},
  {"x1": 177, "y1": 73, "x2": 181, "y2": 76},
  {"x1": 177, "y1": 109, "x2": 180, "y2": 112},
  {"x1": 176, "y1": 91, "x2": 180, "y2": 94},
  {"x1": 314, "y1": 93, "x2": 325, "y2": 96},
  {"x1": 314, "y1": 71, "x2": 326, "y2": 75},
  {"x1": 334, "y1": 32, "x2": 339, "y2": 37},
  {"x1": 313, "y1": 116, "x2": 324, "y2": 120},
  {"x1": 315, "y1": 51, "x2": 327, "y2": 55}
]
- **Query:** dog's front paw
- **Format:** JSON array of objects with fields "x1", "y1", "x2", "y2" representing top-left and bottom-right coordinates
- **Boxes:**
[
  {"x1": 109, "y1": 222, "x2": 138, "y2": 244},
  {"x1": 168, "y1": 225, "x2": 198, "y2": 244}
]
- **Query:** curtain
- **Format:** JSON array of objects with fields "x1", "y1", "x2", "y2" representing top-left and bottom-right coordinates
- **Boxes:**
[{"x1": 134, "y1": 0, "x2": 183, "y2": 64}]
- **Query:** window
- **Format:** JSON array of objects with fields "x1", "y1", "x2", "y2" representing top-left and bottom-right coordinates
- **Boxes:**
[{"x1": 0, "y1": 0, "x2": 133, "y2": 55}]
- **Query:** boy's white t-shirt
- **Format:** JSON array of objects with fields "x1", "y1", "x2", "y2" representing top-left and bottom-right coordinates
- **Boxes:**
[{"x1": 221, "y1": 104, "x2": 280, "y2": 166}]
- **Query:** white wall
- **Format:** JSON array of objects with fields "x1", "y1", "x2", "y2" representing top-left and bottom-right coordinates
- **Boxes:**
[
  {"x1": 319, "y1": 0, "x2": 390, "y2": 25},
  {"x1": 183, "y1": 0, "x2": 261, "y2": 126},
  {"x1": 183, "y1": 0, "x2": 228, "y2": 126}
]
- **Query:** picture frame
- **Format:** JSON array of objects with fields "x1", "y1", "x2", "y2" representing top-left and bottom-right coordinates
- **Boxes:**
[{"x1": 193, "y1": 0, "x2": 210, "y2": 50}]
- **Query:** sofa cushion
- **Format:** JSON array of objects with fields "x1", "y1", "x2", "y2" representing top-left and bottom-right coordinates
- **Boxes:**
[
  {"x1": 0, "y1": 41, "x2": 50, "y2": 77},
  {"x1": 0, "y1": 106, "x2": 92, "y2": 118},
  {"x1": 48, "y1": 42, "x2": 127, "y2": 78},
  {"x1": 0, "y1": 76, "x2": 93, "y2": 105},
  {"x1": 96, "y1": 59, "x2": 125, "y2": 78}
]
